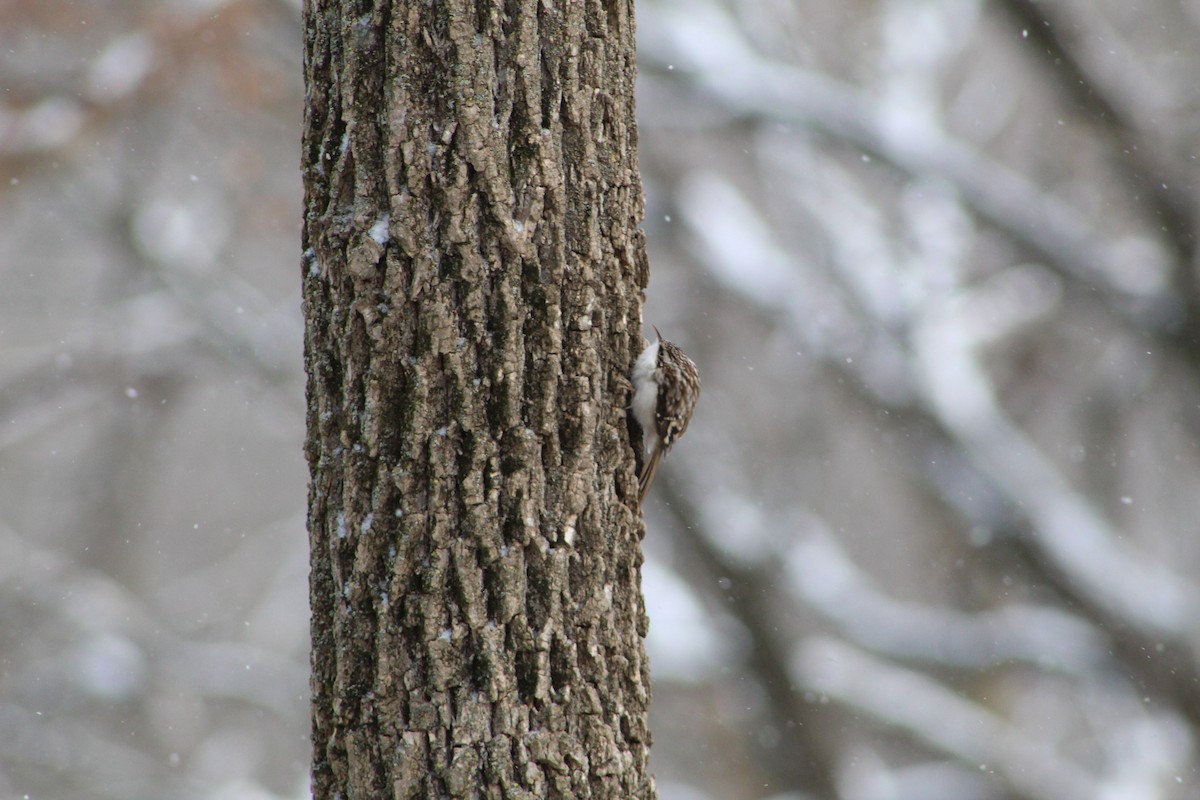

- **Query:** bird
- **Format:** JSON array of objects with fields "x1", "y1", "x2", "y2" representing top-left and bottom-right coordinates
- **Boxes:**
[{"x1": 631, "y1": 327, "x2": 700, "y2": 508}]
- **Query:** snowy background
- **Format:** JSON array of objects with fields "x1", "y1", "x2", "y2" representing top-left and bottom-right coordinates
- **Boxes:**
[{"x1": 5, "y1": 0, "x2": 1200, "y2": 798}]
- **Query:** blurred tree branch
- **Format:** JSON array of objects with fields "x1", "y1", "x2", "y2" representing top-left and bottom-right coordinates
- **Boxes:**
[{"x1": 990, "y1": 0, "x2": 1198, "y2": 271}]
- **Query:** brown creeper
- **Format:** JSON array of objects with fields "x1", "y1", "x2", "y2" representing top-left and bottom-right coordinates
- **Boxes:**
[{"x1": 632, "y1": 327, "x2": 700, "y2": 507}]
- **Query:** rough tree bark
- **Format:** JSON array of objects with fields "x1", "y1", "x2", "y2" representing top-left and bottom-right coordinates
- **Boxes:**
[{"x1": 301, "y1": 0, "x2": 653, "y2": 797}]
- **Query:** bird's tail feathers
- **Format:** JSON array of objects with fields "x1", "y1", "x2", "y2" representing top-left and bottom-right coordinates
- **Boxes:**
[{"x1": 638, "y1": 446, "x2": 664, "y2": 508}]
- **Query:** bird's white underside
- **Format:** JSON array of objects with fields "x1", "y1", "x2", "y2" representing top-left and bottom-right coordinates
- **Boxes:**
[{"x1": 631, "y1": 338, "x2": 660, "y2": 456}]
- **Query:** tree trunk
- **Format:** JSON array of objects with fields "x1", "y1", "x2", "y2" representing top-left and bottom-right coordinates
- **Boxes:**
[{"x1": 301, "y1": 0, "x2": 653, "y2": 797}]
